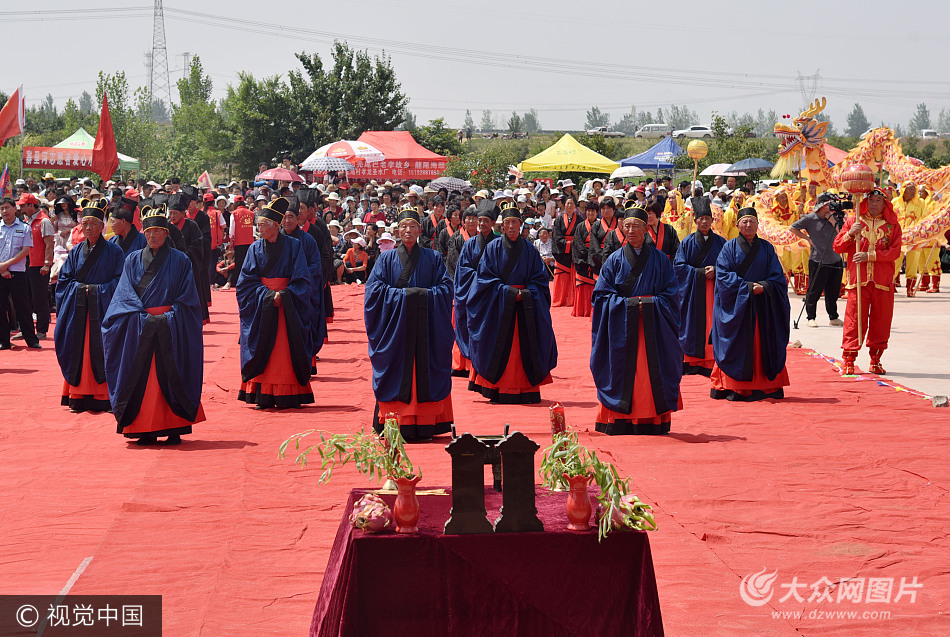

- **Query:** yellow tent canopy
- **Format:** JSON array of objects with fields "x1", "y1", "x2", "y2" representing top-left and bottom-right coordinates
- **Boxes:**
[{"x1": 518, "y1": 134, "x2": 620, "y2": 174}]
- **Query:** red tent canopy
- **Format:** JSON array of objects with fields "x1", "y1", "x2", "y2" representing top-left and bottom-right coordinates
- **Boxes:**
[
  {"x1": 823, "y1": 143, "x2": 849, "y2": 165},
  {"x1": 335, "y1": 131, "x2": 447, "y2": 181}
]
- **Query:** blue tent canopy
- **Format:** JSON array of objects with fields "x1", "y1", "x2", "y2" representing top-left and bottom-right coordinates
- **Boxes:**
[{"x1": 620, "y1": 136, "x2": 684, "y2": 170}]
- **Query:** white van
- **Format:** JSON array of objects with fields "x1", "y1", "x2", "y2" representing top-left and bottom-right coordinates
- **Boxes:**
[
  {"x1": 920, "y1": 129, "x2": 938, "y2": 139},
  {"x1": 635, "y1": 124, "x2": 672, "y2": 138}
]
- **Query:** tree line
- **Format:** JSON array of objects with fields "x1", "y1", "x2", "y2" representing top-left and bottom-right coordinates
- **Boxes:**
[
  {"x1": 4, "y1": 45, "x2": 950, "y2": 183},
  {"x1": 0, "y1": 42, "x2": 408, "y2": 181}
]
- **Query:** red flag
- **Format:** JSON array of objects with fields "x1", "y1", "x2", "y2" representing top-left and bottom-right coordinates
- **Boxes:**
[
  {"x1": 92, "y1": 93, "x2": 119, "y2": 180},
  {"x1": 0, "y1": 164, "x2": 11, "y2": 198},
  {"x1": 0, "y1": 85, "x2": 26, "y2": 146}
]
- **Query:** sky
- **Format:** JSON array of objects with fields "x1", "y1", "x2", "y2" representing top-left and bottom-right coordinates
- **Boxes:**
[{"x1": 5, "y1": 0, "x2": 950, "y2": 134}]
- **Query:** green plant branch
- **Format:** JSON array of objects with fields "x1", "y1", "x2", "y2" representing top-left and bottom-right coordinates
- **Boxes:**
[
  {"x1": 278, "y1": 418, "x2": 420, "y2": 483},
  {"x1": 539, "y1": 429, "x2": 656, "y2": 541}
]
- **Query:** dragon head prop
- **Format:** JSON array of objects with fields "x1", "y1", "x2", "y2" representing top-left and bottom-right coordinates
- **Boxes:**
[{"x1": 771, "y1": 98, "x2": 830, "y2": 178}]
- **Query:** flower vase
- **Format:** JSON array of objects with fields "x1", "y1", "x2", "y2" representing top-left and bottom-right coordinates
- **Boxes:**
[
  {"x1": 563, "y1": 473, "x2": 593, "y2": 531},
  {"x1": 393, "y1": 476, "x2": 421, "y2": 534}
]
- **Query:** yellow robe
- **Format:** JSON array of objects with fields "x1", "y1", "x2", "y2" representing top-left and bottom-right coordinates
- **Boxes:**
[{"x1": 892, "y1": 191, "x2": 929, "y2": 280}]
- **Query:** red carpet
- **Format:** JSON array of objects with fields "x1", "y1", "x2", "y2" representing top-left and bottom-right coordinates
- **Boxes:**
[{"x1": 1, "y1": 285, "x2": 948, "y2": 635}]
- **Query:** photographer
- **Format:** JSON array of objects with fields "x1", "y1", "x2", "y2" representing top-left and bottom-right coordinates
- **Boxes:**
[{"x1": 790, "y1": 193, "x2": 845, "y2": 327}]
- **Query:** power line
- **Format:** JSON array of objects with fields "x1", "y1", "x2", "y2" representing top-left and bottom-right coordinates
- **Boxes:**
[{"x1": 4, "y1": 6, "x2": 950, "y2": 96}]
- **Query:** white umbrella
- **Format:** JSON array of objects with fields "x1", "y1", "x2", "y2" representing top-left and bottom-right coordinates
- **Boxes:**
[
  {"x1": 700, "y1": 163, "x2": 747, "y2": 177},
  {"x1": 300, "y1": 140, "x2": 385, "y2": 170},
  {"x1": 610, "y1": 166, "x2": 646, "y2": 180}
]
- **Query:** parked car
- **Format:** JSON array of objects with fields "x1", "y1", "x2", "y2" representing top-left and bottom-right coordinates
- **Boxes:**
[
  {"x1": 586, "y1": 126, "x2": 625, "y2": 138},
  {"x1": 673, "y1": 125, "x2": 713, "y2": 139},
  {"x1": 635, "y1": 123, "x2": 672, "y2": 139},
  {"x1": 920, "y1": 129, "x2": 939, "y2": 139}
]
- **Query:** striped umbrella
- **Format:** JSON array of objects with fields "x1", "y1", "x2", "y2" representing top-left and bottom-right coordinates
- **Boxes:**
[{"x1": 300, "y1": 140, "x2": 385, "y2": 169}]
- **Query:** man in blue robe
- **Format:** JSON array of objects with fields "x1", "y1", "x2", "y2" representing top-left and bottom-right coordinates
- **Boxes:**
[
  {"x1": 168, "y1": 192, "x2": 209, "y2": 323},
  {"x1": 365, "y1": 205, "x2": 454, "y2": 441},
  {"x1": 54, "y1": 200, "x2": 125, "y2": 412},
  {"x1": 710, "y1": 206, "x2": 790, "y2": 401},
  {"x1": 102, "y1": 205, "x2": 205, "y2": 445},
  {"x1": 283, "y1": 199, "x2": 325, "y2": 375},
  {"x1": 467, "y1": 201, "x2": 557, "y2": 404},
  {"x1": 108, "y1": 197, "x2": 146, "y2": 255},
  {"x1": 453, "y1": 200, "x2": 498, "y2": 378},
  {"x1": 674, "y1": 197, "x2": 727, "y2": 377},
  {"x1": 591, "y1": 205, "x2": 682, "y2": 435},
  {"x1": 237, "y1": 197, "x2": 314, "y2": 409}
]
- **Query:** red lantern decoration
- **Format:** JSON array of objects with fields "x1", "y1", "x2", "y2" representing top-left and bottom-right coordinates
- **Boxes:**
[{"x1": 840, "y1": 163, "x2": 875, "y2": 195}]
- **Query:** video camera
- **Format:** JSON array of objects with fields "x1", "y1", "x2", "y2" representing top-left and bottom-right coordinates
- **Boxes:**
[{"x1": 824, "y1": 193, "x2": 853, "y2": 227}]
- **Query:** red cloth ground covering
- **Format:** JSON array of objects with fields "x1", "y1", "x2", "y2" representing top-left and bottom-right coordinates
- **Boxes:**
[{"x1": 1, "y1": 285, "x2": 948, "y2": 635}]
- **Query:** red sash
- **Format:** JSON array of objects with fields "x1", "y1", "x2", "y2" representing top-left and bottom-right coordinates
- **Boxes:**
[
  {"x1": 614, "y1": 228, "x2": 626, "y2": 247},
  {"x1": 600, "y1": 216, "x2": 617, "y2": 233},
  {"x1": 562, "y1": 212, "x2": 577, "y2": 246},
  {"x1": 584, "y1": 219, "x2": 593, "y2": 248},
  {"x1": 648, "y1": 223, "x2": 665, "y2": 250},
  {"x1": 430, "y1": 215, "x2": 443, "y2": 240}
]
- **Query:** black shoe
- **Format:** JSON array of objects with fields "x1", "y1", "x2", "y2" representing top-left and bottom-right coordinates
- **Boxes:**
[
  {"x1": 165, "y1": 434, "x2": 182, "y2": 445},
  {"x1": 0, "y1": 343, "x2": 11, "y2": 350},
  {"x1": 135, "y1": 434, "x2": 159, "y2": 446},
  {"x1": 26, "y1": 341, "x2": 41, "y2": 349},
  {"x1": 36, "y1": 332, "x2": 47, "y2": 340}
]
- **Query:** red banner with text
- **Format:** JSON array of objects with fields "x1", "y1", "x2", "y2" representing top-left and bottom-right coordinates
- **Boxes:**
[
  {"x1": 311, "y1": 158, "x2": 448, "y2": 182},
  {"x1": 23, "y1": 146, "x2": 93, "y2": 170}
]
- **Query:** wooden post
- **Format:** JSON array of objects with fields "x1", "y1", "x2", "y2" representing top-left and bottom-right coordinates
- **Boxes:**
[{"x1": 854, "y1": 193, "x2": 865, "y2": 348}]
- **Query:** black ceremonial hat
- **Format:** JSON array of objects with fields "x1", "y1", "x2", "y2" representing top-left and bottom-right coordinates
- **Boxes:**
[
  {"x1": 260, "y1": 197, "x2": 290, "y2": 224},
  {"x1": 691, "y1": 197, "x2": 713, "y2": 219},
  {"x1": 181, "y1": 185, "x2": 198, "y2": 202},
  {"x1": 623, "y1": 203, "x2": 648, "y2": 224},
  {"x1": 296, "y1": 188, "x2": 320, "y2": 207},
  {"x1": 737, "y1": 206, "x2": 758, "y2": 221},
  {"x1": 396, "y1": 204, "x2": 421, "y2": 224},
  {"x1": 499, "y1": 200, "x2": 521, "y2": 221},
  {"x1": 167, "y1": 193, "x2": 189, "y2": 212},
  {"x1": 81, "y1": 199, "x2": 108, "y2": 222},
  {"x1": 475, "y1": 198, "x2": 497, "y2": 219},
  {"x1": 141, "y1": 205, "x2": 170, "y2": 231},
  {"x1": 111, "y1": 197, "x2": 139, "y2": 222}
]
